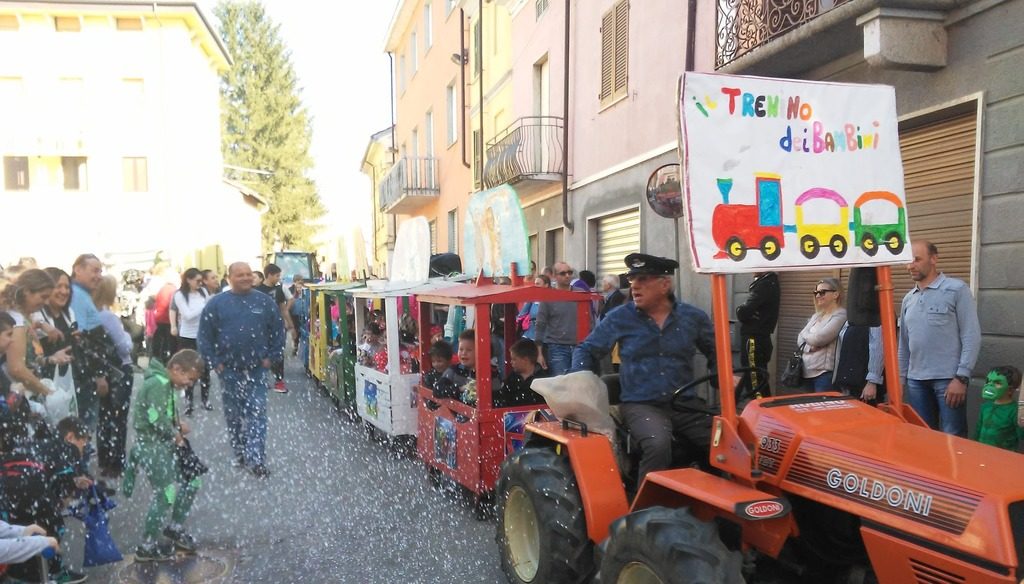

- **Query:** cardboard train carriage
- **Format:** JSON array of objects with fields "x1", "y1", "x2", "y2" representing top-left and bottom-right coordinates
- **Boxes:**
[
  {"x1": 306, "y1": 281, "x2": 363, "y2": 415},
  {"x1": 413, "y1": 273, "x2": 594, "y2": 507},
  {"x1": 350, "y1": 278, "x2": 465, "y2": 442}
]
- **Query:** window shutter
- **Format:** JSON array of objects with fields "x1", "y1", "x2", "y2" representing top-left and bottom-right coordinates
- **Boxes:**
[
  {"x1": 613, "y1": 0, "x2": 629, "y2": 99},
  {"x1": 599, "y1": 10, "x2": 615, "y2": 104}
]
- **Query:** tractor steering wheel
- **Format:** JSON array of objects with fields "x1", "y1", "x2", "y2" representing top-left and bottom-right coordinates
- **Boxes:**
[{"x1": 670, "y1": 366, "x2": 772, "y2": 414}]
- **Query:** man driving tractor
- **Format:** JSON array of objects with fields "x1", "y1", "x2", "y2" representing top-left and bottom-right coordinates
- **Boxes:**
[{"x1": 570, "y1": 253, "x2": 716, "y2": 481}]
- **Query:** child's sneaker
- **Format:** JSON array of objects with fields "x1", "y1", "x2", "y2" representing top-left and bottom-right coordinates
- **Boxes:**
[
  {"x1": 134, "y1": 541, "x2": 174, "y2": 562},
  {"x1": 57, "y1": 569, "x2": 88, "y2": 583},
  {"x1": 273, "y1": 380, "x2": 288, "y2": 394},
  {"x1": 163, "y1": 527, "x2": 198, "y2": 553}
]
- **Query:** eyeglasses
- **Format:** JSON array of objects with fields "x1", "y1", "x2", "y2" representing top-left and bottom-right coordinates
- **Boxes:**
[
  {"x1": 558, "y1": 270, "x2": 574, "y2": 276},
  {"x1": 813, "y1": 289, "x2": 836, "y2": 297}
]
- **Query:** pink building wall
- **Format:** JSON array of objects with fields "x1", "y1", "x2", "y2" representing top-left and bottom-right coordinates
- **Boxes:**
[{"x1": 569, "y1": 0, "x2": 694, "y2": 182}]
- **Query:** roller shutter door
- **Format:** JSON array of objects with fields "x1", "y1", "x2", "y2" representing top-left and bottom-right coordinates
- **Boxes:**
[
  {"x1": 773, "y1": 112, "x2": 977, "y2": 391},
  {"x1": 596, "y1": 208, "x2": 640, "y2": 278}
]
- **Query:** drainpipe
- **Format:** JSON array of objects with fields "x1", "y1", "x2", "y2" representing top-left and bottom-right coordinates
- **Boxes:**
[
  {"x1": 561, "y1": 0, "x2": 574, "y2": 232},
  {"x1": 387, "y1": 52, "x2": 397, "y2": 165},
  {"x1": 478, "y1": 0, "x2": 485, "y2": 188},
  {"x1": 460, "y1": 9, "x2": 471, "y2": 168},
  {"x1": 686, "y1": 0, "x2": 697, "y2": 71}
]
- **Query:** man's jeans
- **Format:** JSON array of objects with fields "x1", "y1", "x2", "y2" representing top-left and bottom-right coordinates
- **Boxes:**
[
  {"x1": 546, "y1": 343, "x2": 576, "y2": 376},
  {"x1": 905, "y1": 377, "x2": 966, "y2": 437},
  {"x1": 220, "y1": 367, "x2": 269, "y2": 466}
]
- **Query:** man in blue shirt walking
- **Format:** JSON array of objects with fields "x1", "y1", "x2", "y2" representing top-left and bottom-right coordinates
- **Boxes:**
[
  {"x1": 198, "y1": 262, "x2": 284, "y2": 478},
  {"x1": 572, "y1": 254, "x2": 715, "y2": 482}
]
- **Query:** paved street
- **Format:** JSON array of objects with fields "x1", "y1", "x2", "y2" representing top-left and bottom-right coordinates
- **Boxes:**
[{"x1": 69, "y1": 356, "x2": 505, "y2": 584}]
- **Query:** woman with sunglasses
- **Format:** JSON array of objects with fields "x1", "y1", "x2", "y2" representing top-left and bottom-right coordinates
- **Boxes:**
[{"x1": 797, "y1": 277, "x2": 848, "y2": 392}]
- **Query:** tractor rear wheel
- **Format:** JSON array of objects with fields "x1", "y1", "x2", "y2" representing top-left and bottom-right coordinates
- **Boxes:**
[
  {"x1": 497, "y1": 447, "x2": 593, "y2": 584},
  {"x1": 600, "y1": 507, "x2": 743, "y2": 584}
]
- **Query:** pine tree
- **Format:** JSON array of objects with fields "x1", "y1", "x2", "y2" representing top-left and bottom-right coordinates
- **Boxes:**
[{"x1": 215, "y1": 0, "x2": 325, "y2": 252}]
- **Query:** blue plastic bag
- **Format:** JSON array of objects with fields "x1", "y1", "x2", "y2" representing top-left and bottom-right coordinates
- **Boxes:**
[{"x1": 69, "y1": 486, "x2": 122, "y2": 567}]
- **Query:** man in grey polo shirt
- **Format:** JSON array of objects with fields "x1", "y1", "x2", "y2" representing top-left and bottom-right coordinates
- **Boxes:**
[
  {"x1": 535, "y1": 261, "x2": 580, "y2": 376},
  {"x1": 898, "y1": 241, "x2": 981, "y2": 436}
]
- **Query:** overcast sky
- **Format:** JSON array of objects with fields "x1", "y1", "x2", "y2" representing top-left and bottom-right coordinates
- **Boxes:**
[{"x1": 202, "y1": 0, "x2": 399, "y2": 254}]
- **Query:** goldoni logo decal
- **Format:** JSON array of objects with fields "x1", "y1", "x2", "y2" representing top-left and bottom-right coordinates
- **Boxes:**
[
  {"x1": 786, "y1": 446, "x2": 983, "y2": 534},
  {"x1": 826, "y1": 468, "x2": 932, "y2": 516},
  {"x1": 744, "y1": 501, "x2": 785, "y2": 519}
]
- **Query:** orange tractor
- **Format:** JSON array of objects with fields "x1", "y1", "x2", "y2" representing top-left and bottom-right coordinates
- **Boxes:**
[{"x1": 496, "y1": 267, "x2": 1024, "y2": 583}]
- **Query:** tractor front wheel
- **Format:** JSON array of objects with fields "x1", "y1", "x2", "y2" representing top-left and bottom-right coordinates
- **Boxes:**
[
  {"x1": 600, "y1": 506, "x2": 743, "y2": 584},
  {"x1": 497, "y1": 447, "x2": 593, "y2": 584}
]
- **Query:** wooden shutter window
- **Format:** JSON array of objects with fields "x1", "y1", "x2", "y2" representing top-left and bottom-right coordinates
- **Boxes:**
[
  {"x1": 613, "y1": 0, "x2": 629, "y2": 100},
  {"x1": 600, "y1": 9, "x2": 615, "y2": 104},
  {"x1": 599, "y1": 0, "x2": 629, "y2": 107}
]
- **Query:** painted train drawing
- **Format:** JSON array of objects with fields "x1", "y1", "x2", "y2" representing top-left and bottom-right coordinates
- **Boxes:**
[{"x1": 711, "y1": 174, "x2": 907, "y2": 262}]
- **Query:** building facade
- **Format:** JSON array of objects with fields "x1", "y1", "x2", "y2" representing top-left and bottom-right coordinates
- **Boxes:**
[
  {"x1": 0, "y1": 1, "x2": 258, "y2": 270},
  {"x1": 715, "y1": 0, "x2": 1024, "y2": 409},
  {"x1": 361, "y1": 126, "x2": 397, "y2": 276},
  {"x1": 382, "y1": 0, "x2": 475, "y2": 260}
]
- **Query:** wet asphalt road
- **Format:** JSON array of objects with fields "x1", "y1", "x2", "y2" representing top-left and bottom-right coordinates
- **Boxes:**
[{"x1": 72, "y1": 355, "x2": 506, "y2": 584}]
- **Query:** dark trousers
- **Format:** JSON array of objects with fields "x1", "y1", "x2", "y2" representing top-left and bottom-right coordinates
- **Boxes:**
[
  {"x1": 176, "y1": 337, "x2": 211, "y2": 405},
  {"x1": 151, "y1": 322, "x2": 173, "y2": 363},
  {"x1": 621, "y1": 399, "x2": 713, "y2": 483},
  {"x1": 739, "y1": 334, "x2": 773, "y2": 397},
  {"x1": 272, "y1": 359, "x2": 284, "y2": 383},
  {"x1": 98, "y1": 363, "x2": 134, "y2": 473}
]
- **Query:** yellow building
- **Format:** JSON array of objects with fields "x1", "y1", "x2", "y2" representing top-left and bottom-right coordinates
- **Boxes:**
[
  {"x1": 360, "y1": 126, "x2": 397, "y2": 276},
  {"x1": 0, "y1": 1, "x2": 264, "y2": 271}
]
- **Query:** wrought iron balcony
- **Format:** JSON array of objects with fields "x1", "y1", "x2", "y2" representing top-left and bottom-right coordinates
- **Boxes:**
[
  {"x1": 483, "y1": 116, "x2": 564, "y2": 193},
  {"x1": 716, "y1": 0, "x2": 853, "y2": 69},
  {"x1": 379, "y1": 157, "x2": 439, "y2": 215}
]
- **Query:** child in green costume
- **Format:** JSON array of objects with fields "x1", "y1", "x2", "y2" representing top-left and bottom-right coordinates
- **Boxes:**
[
  {"x1": 122, "y1": 349, "x2": 203, "y2": 562},
  {"x1": 973, "y1": 365, "x2": 1024, "y2": 451}
]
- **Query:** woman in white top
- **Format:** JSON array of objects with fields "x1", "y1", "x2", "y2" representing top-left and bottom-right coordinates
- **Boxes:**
[
  {"x1": 797, "y1": 277, "x2": 848, "y2": 393},
  {"x1": 2, "y1": 269, "x2": 69, "y2": 399},
  {"x1": 170, "y1": 268, "x2": 210, "y2": 415}
]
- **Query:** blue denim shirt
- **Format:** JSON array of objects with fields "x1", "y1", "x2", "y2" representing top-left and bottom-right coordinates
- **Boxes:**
[
  {"x1": 571, "y1": 300, "x2": 715, "y2": 402},
  {"x1": 898, "y1": 272, "x2": 981, "y2": 381}
]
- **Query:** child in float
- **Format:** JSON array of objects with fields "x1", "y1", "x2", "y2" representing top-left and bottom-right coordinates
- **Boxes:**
[
  {"x1": 495, "y1": 339, "x2": 548, "y2": 408},
  {"x1": 973, "y1": 365, "x2": 1024, "y2": 451},
  {"x1": 441, "y1": 329, "x2": 498, "y2": 406},
  {"x1": 424, "y1": 340, "x2": 455, "y2": 399},
  {"x1": 122, "y1": 349, "x2": 203, "y2": 562}
]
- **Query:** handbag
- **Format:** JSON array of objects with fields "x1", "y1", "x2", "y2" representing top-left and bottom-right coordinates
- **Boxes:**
[{"x1": 780, "y1": 342, "x2": 806, "y2": 388}]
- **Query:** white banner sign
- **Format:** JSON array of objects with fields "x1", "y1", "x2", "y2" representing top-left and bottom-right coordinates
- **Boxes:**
[{"x1": 679, "y1": 73, "x2": 912, "y2": 273}]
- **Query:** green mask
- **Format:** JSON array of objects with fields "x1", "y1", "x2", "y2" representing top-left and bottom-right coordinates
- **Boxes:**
[{"x1": 982, "y1": 371, "x2": 1009, "y2": 401}]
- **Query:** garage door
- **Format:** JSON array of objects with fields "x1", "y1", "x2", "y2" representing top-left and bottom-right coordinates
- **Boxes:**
[
  {"x1": 596, "y1": 208, "x2": 641, "y2": 278},
  {"x1": 773, "y1": 112, "x2": 977, "y2": 390}
]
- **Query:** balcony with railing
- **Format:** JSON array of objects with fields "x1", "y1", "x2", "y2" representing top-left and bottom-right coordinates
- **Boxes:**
[
  {"x1": 379, "y1": 157, "x2": 439, "y2": 215},
  {"x1": 716, "y1": 0, "x2": 951, "y2": 76},
  {"x1": 483, "y1": 116, "x2": 564, "y2": 195}
]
